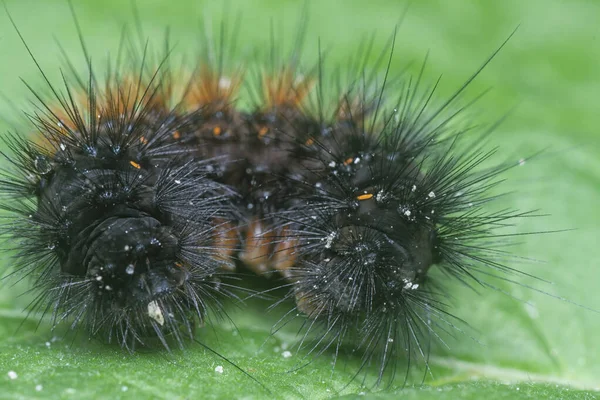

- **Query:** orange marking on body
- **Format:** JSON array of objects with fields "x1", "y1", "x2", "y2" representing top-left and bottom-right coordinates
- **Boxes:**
[
  {"x1": 239, "y1": 219, "x2": 274, "y2": 275},
  {"x1": 175, "y1": 262, "x2": 183, "y2": 268},
  {"x1": 185, "y1": 65, "x2": 244, "y2": 113},
  {"x1": 357, "y1": 193, "x2": 374, "y2": 201},
  {"x1": 263, "y1": 67, "x2": 314, "y2": 110},
  {"x1": 344, "y1": 157, "x2": 353, "y2": 166},
  {"x1": 172, "y1": 131, "x2": 181, "y2": 140},
  {"x1": 272, "y1": 227, "x2": 299, "y2": 280},
  {"x1": 212, "y1": 219, "x2": 238, "y2": 272},
  {"x1": 258, "y1": 126, "x2": 269, "y2": 137},
  {"x1": 140, "y1": 136, "x2": 148, "y2": 145},
  {"x1": 129, "y1": 161, "x2": 141, "y2": 169},
  {"x1": 213, "y1": 126, "x2": 222, "y2": 137},
  {"x1": 305, "y1": 137, "x2": 314, "y2": 146}
]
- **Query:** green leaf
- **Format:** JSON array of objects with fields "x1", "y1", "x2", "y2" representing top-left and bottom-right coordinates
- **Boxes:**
[{"x1": 0, "y1": 0, "x2": 599, "y2": 399}]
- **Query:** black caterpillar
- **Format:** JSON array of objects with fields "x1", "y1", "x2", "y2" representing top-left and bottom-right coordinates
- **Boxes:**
[{"x1": 0, "y1": 5, "x2": 541, "y2": 388}]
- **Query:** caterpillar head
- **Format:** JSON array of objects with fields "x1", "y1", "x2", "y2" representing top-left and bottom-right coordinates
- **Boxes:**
[
  {"x1": 64, "y1": 215, "x2": 186, "y2": 310},
  {"x1": 29, "y1": 142, "x2": 225, "y2": 347},
  {"x1": 291, "y1": 145, "x2": 441, "y2": 320}
]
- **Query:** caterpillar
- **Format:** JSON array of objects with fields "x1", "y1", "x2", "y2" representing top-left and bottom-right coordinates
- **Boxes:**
[{"x1": 1, "y1": 1, "x2": 590, "y2": 395}]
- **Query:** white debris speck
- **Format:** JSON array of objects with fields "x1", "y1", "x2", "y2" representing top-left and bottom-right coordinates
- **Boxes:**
[
  {"x1": 403, "y1": 208, "x2": 411, "y2": 217},
  {"x1": 125, "y1": 264, "x2": 135, "y2": 275},
  {"x1": 174, "y1": 179, "x2": 181, "y2": 184},
  {"x1": 411, "y1": 185, "x2": 417, "y2": 192},
  {"x1": 124, "y1": 245, "x2": 130, "y2": 251},
  {"x1": 121, "y1": 386, "x2": 128, "y2": 392},
  {"x1": 7, "y1": 371, "x2": 17, "y2": 380},
  {"x1": 387, "y1": 338, "x2": 394, "y2": 343},
  {"x1": 218, "y1": 77, "x2": 232, "y2": 89},
  {"x1": 353, "y1": 157, "x2": 361, "y2": 164},
  {"x1": 59, "y1": 143, "x2": 67, "y2": 151},
  {"x1": 428, "y1": 191, "x2": 436, "y2": 199},
  {"x1": 147, "y1": 301, "x2": 164, "y2": 326},
  {"x1": 215, "y1": 366, "x2": 224, "y2": 374},
  {"x1": 45, "y1": 341, "x2": 51, "y2": 348},
  {"x1": 95, "y1": 276, "x2": 103, "y2": 281},
  {"x1": 282, "y1": 351, "x2": 292, "y2": 359},
  {"x1": 328, "y1": 161, "x2": 336, "y2": 168},
  {"x1": 518, "y1": 158, "x2": 526, "y2": 166},
  {"x1": 35, "y1": 384, "x2": 43, "y2": 392}
]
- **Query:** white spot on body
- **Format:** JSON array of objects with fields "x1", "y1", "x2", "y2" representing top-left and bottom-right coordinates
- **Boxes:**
[
  {"x1": 147, "y1": 301, "x2": 164, "y2": 326},
  {"x1": 323, "y1": 231, "x2": 337, "y2": 249},
  {"x1": 126, "y1": 264, "x2": 135, "y2": 275},
  {"x1": 428, "y1": 191, "x2": 436, "y2": 199},
  {"x1": 402, "y1": 279, "x2": 419, "y2": 290},
  {"x1": 282, "y1": 351, "x2": 292, "y2": 359},
  {"x1": 376, "y1": 190, "x2": 387, "y2": 202},
  {"x1": 214, "y1": 366, "x2": 224, "y2": 374}
]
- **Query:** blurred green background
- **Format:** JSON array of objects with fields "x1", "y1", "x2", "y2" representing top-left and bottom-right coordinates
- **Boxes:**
[{"x1": 0, "y1": 0, "x2": 599, "y2": 399}]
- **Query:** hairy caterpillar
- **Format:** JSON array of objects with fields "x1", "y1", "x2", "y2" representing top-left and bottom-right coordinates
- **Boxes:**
[{"x1": 0, "y1": 0, "x2": 596, "y2": 394}]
